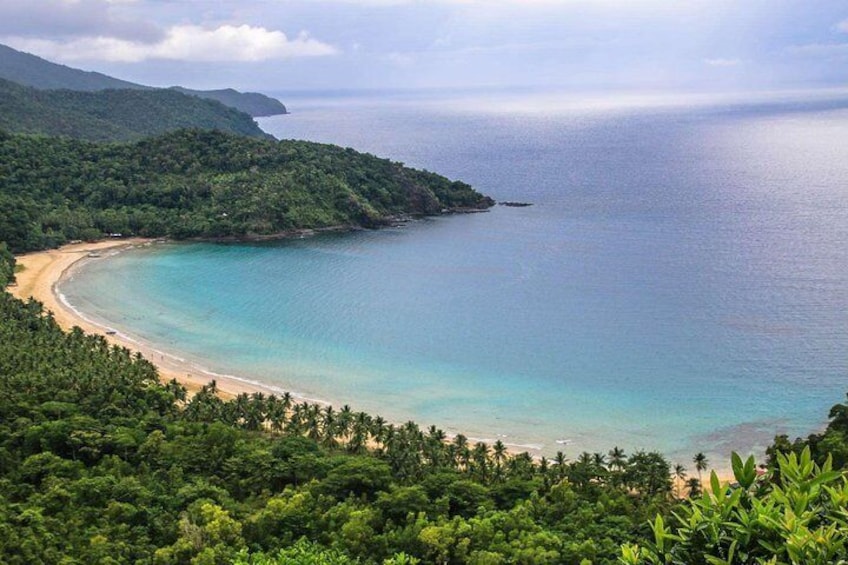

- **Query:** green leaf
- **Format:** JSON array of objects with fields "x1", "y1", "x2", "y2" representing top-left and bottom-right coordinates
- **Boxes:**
[
  {"x1": 710, "y1": 470, "x2": 723, "y2": 499},
  {"x1": 731, "y1": 452, "x2": 743, "y2": 481}
]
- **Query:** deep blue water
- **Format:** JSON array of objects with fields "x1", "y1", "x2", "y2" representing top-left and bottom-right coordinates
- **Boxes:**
[{"x1": 62, "y1": 91, "x2": 848, "y2": 464}]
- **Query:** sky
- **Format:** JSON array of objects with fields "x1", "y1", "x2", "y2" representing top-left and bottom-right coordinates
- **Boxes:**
[{"x1": 1, "y1": 0, "x2": 847, "y2": 94}]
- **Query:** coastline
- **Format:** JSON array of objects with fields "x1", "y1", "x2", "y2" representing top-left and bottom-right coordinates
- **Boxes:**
[
  {"x1": 10, "y1": 238, "x2": 273, "y2": 400},
  {"x1": 9, "y1": 238, "x2": 737, "y2": 483}
]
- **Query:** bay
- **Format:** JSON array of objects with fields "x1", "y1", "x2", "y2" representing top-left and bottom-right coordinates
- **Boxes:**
[{"x1": 61, "y1": 90, "x2": 848, "y2": 464}]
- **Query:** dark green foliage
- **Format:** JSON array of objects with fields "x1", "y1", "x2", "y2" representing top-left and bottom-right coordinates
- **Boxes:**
[
  {"x1": 0, "y1": 43, "x2": 287, "y2": 117},
  {"x1": 0, "y1": 287, "x2": 673, "y2": 563},
  {"x1": 623, "y1": 395, "x2": 848, "y2": 564},
  {"x1": 622, "y1": 450, "x2": 848, "y2": 565},
  {"x1": 235, "y1": 540, "x2": 358, "y2": 564},
  {"x1": 768, "y1": 392, "x2": 848, "y2": 473},
  {"x1": 0, "y1": 78, "x2": 269, "y2": 141},
  {"x1": 0, "y1": 129, "x2": 494, "y2": 253},
  {"x1": 0, "y1": 242, "x2": 13, "y2": 286},
  {"x1": 171, "y1": 87, "x2": 287, "y2": 117}
]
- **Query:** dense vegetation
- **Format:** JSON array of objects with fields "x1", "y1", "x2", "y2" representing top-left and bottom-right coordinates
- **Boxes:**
[
  {"x1": 2, "y1": 242, "x2": 848, "y2": 563},
  {"x1": 0, "y1": 78, "x2": 269, "y2": 142},
  {"x1": 769, "y1": 395, "x2": 848, "y2": 472},
  {"x1": 623, "y1": 449, "x2": 848, "y2": 565},
  {"x1": 0, "y1": 128, "x2": 493, "y2": 253},
  {"x1": 0, "y1": 43, "x2": 287, "y2": 117},
  {"x1": 0, "y1": 255, "x2": 671, "y2": 563},
  {"x1": 171, "y1": 88, "x2": 287, "y2": 117}
]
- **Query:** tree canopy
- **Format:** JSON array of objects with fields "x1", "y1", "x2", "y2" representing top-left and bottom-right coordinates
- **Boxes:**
[{"x1": 0, "y1": 128, "x2": 494, "y2": 253}]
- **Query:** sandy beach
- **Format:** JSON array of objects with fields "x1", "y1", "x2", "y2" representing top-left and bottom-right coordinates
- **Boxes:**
[
  {"x1": 9, "y1": 238, "x2": 737, "y2": 483},
  {"x1": 10, "y1": 238, "x2": 269, "y2": 399}
]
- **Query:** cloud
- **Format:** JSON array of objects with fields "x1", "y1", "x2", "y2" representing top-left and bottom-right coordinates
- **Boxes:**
[
  {"x1": 838, "y1": 19, "x2": 848, "y2": 33},
  {"x1": 0, "y1": 0, "x2": 162, "y2": 42},
  {"x1": 3, "y1": 24, "x2": 338, "y2": 62},
  {"x1": 704, "y1": 58, "x2": 742, "y2": 67}
]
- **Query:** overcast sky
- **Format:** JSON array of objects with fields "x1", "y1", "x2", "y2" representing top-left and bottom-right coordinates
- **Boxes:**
[{"x1": 2, "y1": 0, "x2": 847, "y2": 94}]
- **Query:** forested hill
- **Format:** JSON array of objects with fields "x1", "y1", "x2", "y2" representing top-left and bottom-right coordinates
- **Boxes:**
[
  {"x1": 0, "y1": 43, "x2": 287, "y2": 117},
  {"x1": 0, "y1": 129, "x2": 494, "y2": 253},
  {"x1": 171, "y1": 86, "x2": 287, "y2": 117},
  {"x1": 0, "y1": 43, "x2": 140, "y2": 91},
  {"x1": 0, "y1": 78, "x2": 270, "y2": 142}
]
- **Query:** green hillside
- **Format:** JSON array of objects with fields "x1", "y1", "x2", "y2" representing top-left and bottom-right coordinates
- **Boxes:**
[
  {"x1": 0, "y1": 43, "x2": 287, "y2": 117},
  {"x1": 0, "y1": 128, "x2": 494, "y2": 253},
  {"x1": 0, "y1": 78, "x2": 269, "y2": 142},
  {"x1": 0, "y1": 43, "x2": 141, "y2": 91},
  {"x1": 171, "y1": 87, "x2": 287, "y2": 117}
]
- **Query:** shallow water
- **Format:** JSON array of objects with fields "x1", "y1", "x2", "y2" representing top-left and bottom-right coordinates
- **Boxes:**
[{"x1": 62, "y1": 91, "x2": 848, "y2": 464}]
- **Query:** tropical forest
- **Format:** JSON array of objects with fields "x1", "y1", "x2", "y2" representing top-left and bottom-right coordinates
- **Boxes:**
[{"x1": 2, "y1": 37, "x2": 848, "y2": 565}]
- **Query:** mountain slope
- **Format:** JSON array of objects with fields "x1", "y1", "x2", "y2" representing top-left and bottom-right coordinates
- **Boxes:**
[
  {"x1": 0, "y1": 128, "x2": 494, "y2": 252},
  {"x1": 0, "y1": 78, "x2": 270, "y2": 141},
  {"x1": 0, "y1": 43, "x2": 141, "y2": 91},
  {"x1": 171, "y1": 86, "x2": 287, "y2": 117},
  {"x1": 0, "y1": 43, "x2": 286, "y2": 117}
]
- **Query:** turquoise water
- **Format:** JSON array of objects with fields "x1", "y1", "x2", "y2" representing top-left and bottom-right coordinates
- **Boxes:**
[{"x1": 62, "y1": 92, "x2": 848, "y2": 464}]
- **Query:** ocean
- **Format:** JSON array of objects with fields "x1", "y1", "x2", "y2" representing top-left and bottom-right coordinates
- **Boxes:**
[{"x1": 60, "y1": 89, "x2": 848, "y2": 465}]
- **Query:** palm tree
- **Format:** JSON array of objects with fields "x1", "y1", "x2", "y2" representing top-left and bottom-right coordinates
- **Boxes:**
[
  {"x1": 608, "y1": 446, "x2": 626, "y2": 472},
  {"x1": 453, "y1": 434, "x2": 470, "y2": 471},
  {"x1": 592, "y1": 452, "x2": 608, "y2": 480},
  {"x1": 693, "y1": 452, "x2": 708, "y2": 483},
  {"x1": 685, "y1": 477, "x2": 702, "y2": 498},
  {"x1": 337, "y1": 405, "x2": 354, "y2": 440},
  {"x1": 348, "y1": 411, "x2": 371, "y2": 453},
  {"x1": 370, "y1": 416, "x2": 388, "y2": 446},
  {"x1": 508, "y1": 452, "x2": 535, "y2": 481},
  {"x1": 538, "y1": 457, "x2": 551, "y2": 488},
  {"x1": 492, "y1": 440, "x2": 508, "y2": 481},
  {"x1": 321, "y1": 405, "x2": 337, "y2": 446},
  {"x1": 280, "y1": 392, "x2": 293, "y2": 416},
  {"x1": 673, "y1": 463, "x2": 687, "y2": 497},
  {"x1": 286, "y1": 402, "x2": 307, "y2": 435},
  {"x1": 306, "y1": 409, "x2": 321, "y2": 442},
  {"x1": 553, "y1": 451, "x2": 568, "y2": 482},
  {"x1": 471, "y1": 442, "x2": 490, "y2": 481},
  {"x1": 424, "y1": 425, "x2": 447, "y2": 468}
]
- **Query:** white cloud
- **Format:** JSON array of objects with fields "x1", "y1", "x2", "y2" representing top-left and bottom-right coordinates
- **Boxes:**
[
  {"x1": 837, "y1": 19, "x2": 848, "y2": 33},
  {"x1": 3, "y1": 24, "x2": 337, "y2": 62},
  {"x1": 704, "y1": 58, "x2": 742, "y2": 67}
]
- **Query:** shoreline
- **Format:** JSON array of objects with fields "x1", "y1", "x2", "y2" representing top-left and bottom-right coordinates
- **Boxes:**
[
  {"x1": 9, "y1": 238, "x2": 736, "y2": 482},
  {"x1": 10, "y1": 238, "x2": 276, "y2": 400}
]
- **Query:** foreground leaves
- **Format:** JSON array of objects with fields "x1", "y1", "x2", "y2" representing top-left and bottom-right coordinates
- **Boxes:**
[{"x1": 621, "y1": 448, "x2": 848, "y2": 565}]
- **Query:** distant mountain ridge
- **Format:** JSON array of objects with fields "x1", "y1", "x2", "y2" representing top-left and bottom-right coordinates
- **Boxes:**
[
  {"x1": 0, "y1": 77, "x2": 270, "y2": 141},
  {"x1": 170, "y1": 87, "x2": 287, "y2": 117},
  {"x1": 0, "y1": 43, "x2": 287, "y2": 117}
]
